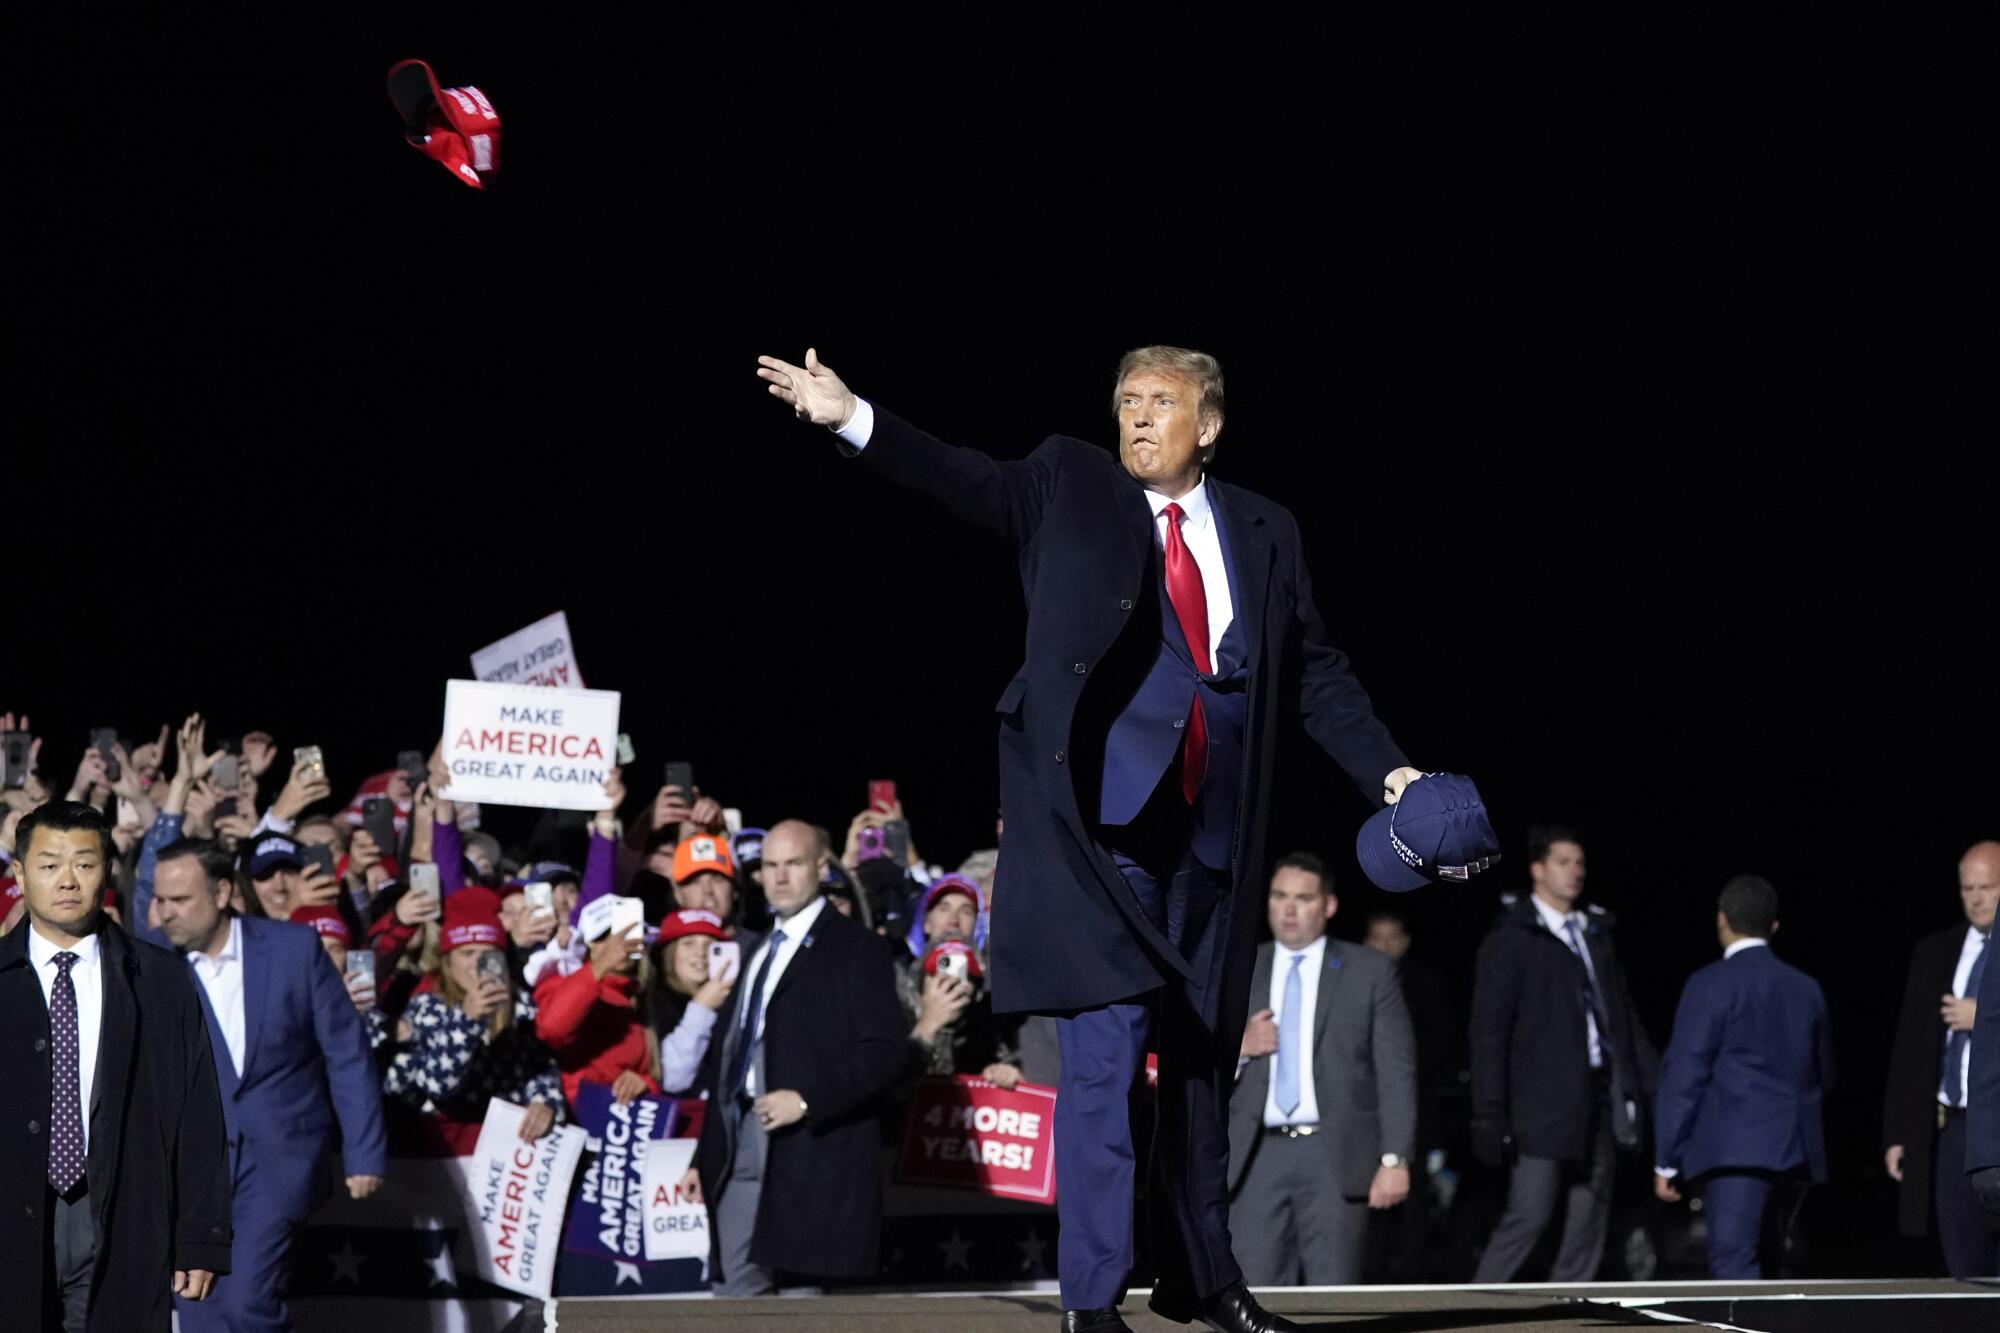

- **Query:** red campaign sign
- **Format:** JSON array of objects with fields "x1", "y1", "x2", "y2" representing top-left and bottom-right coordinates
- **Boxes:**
[{"x1": 895, "y1": 1075, "x2": 1058, "y2": 1205}]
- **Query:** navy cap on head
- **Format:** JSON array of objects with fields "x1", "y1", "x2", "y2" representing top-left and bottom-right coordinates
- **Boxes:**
[
  {"x1": 245, "y1": 833, "x2": 305, "y2": 881},
  {"x1": 514, "y1": 860, "x2": 579, "y2": 887},
  {"x1": 1356, "y1": 773, "x2": 1501, "y2": 893}
]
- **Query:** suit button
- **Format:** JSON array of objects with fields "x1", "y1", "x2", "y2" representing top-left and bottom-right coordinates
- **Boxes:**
[
  {"x1": 212, "y1": 1224, "x2": 225, "y2": 1236},
  {"x1": 24, "y1": 1205, "x2": 33, "y2": 1219},
  {"x1": 1119, "y1": 598, "x2": 1134, "y2": 611},
  {"x1": 1173, "y1": 719, "x2": 1186, "y2": 730},
  {"x1": 27, "y1": 1120, "x2": 39, "y2": 1135},
  {"x1": 1054, "y1": 750, "x2": 1066, "y2": 764},
  {"x1": 1072, "y1": 662, "x2": 1087, "y2": 675},
  {"x1": 34, "y1": 1039, "x2": 46, "y2": 1053}
]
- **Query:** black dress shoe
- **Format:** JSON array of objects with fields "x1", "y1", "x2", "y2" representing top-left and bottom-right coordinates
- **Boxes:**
[
  {"x1": 1149, "y1": 1279, "x2": 1300, "y2": 1333},
  {"x1": 1060, "y1": 1310, "x2": 1133, "y2": 1332}
]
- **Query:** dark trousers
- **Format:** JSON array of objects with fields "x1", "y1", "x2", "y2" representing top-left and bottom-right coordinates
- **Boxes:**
[
  {"x1": 1703, "y1": 1171, "x2": 1808, "y2": 1279},
  {"x1": 1053, "y1": 832, "x2": 1239, "y2": 1309},
  {"x1": 1938, "y1": 1109, "x2": 2000, "y2": 1278},
  {"x1": 43, "y1": 1184, "x2": 93, "y2": 1333}
]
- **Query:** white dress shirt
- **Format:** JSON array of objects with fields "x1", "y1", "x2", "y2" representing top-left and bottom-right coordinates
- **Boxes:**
[
  {"x1": 736, "y1": 894, "x2": 829, "y2": 1098},
  {"x1": 28, "y1": 925, "x2": 104, "y2": 1156},
  {"x1": 1941, "y1": 925, "x2": 1989, "y2": 1108},
  {"x1": 837, "y1": 398, "x2": 1236, "y2": 665},
  {"x1": 187, "y1": 915, "x2": 248, "y2": 1078},
  {"x1": 1533, "y1": 895, "x2": 1604, "y2": 1069},
  {"x1": 1263, "y1": 934, "x2": 1327, "y2": 1128},
  {"x1": 1142, "y1": 481, "x2": 1235, "y2": 666}
]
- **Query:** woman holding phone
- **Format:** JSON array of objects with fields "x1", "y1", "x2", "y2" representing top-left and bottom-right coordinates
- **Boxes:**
[
  {"x1": 384, "y1": 886, "x2": 567, "y2": 1142},
  {"x1": 644, "y1": 909, "x2": 740, "y2": 1095}
]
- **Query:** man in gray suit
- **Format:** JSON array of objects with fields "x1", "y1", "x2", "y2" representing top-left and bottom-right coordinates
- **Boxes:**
[{"x1": 1228, "y1": 852, "x2": 1418, "y2": 1285}]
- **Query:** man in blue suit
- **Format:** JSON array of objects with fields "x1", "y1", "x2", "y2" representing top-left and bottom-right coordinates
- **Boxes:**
[
  {"x1": 758, "y1": 345, "x2": 1430, "y2": 1333},
  {"x1": 1653, "y1": 876, "x2": 1832, "y2": 1278},
  {"x1": 151, "y1": 836, "x2": 386, "y2": 1331}
]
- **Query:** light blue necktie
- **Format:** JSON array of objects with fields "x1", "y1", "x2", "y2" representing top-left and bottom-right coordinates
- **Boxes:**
[{"x1": 1275, "y1": 953, "x2": 1304, "y2": 1117}]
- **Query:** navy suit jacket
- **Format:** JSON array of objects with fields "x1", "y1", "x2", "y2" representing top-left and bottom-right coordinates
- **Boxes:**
[
  {"x1": 1970, "y1": 924, "x2": 2000, "y2": 1171},
  {"x1": 856, "y1": 408, "x2": 1408, "y2": 1048},
  {"x1": 1654, "y1": 944, "x2": 1832, "y2": 1183},
  {"x1": 200, "y1": 914, "x2": 386, "y2": 1214}
]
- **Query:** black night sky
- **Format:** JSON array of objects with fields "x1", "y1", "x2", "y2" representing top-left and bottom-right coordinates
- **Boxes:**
[{"x1": 13, "y1": 13, "x2": 1986, "y2": 1275}]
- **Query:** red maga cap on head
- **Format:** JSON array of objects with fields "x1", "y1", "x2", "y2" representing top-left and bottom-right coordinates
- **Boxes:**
[{"x1": 441, "y1": 885, "x2": 506, "y2": 951}]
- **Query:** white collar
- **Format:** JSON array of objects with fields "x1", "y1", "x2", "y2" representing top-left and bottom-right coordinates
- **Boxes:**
[
  {"x1": 27, "y1": 922, "x2": 101, "y2": 969},
  {"x1": 1723, "y1": 937, "x2": 1769, "y2": 960},
  {"x1": 768, "y1": 894, "x2": 828, "y2": 945},
  {"x1": 1531, "y1": 894, "x2": 1582, "y2": 936},
  {"x1": 1144, "y1": 477, "x2": 1212, "y2": 530},
  {"x1": 196, "y1": 914, "x2": 243, "y2": 966}
]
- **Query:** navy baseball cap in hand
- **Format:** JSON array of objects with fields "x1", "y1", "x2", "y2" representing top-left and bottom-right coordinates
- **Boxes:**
[{"x1": 1356, "y1": 773, "x2": 1501, "y2": 892}]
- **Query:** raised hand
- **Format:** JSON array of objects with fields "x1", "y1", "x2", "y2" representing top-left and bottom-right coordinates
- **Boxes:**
[{"x1": 755, "y1": 348, "x2": 857, "y2": 428}]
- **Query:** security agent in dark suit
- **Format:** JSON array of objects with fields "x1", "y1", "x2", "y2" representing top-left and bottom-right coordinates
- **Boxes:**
[
  {"x1": 1652, "y1": 877, "x2": 1831, "y2": 1278},
  {"x1": 0, "y1": 802, "x2": 230, "y2": 1333},
  {"x1": 686, "y1": 821, "x2": 912, "y2": 1296},
  {"x1": 757, "y1": 346, "x2": 1434, "y2": 1333},
  {"x1": 1885, "y1": 840, "x2": 2000, "y2": 1274},
  {"x1": 1228, "y1": 853, "x2": 1416, "y2": 1285},
  {"x1": 1470, "y1": 825, "x2": 1658, "y2": 1283}
]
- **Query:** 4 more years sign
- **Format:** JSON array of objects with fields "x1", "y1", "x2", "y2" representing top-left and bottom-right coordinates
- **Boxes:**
[{"x1": 895, "y1": 1075, "x2": 1057, "y2": 1205}]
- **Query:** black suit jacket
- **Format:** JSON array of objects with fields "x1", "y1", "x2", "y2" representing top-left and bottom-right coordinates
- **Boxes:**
[
  {"x1": 1883, "y1": 923, "x2": 1969, "y2": 1237},
  {"x1": 1469, "y1": 897, "x2": 1658, "y2": 1163},
  {"x1": 0, "y1": 919, "x2": 231, "y2": 1332},
  {"x1": 857, "y1": 408, "x2": 1408, "y2": 1054},
  {"x1": 695, "y1": 900, "x2": 910, "y2": 1279}
]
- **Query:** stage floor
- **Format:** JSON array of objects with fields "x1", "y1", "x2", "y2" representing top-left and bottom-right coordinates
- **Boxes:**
[{"x1": 548, "y1": 1277, "x2": 2000, "y2": 1332}]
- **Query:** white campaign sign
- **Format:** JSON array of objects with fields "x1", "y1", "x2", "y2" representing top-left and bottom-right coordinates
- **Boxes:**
[
  {"x1": 440, "y1": 680, "x2": 621, "y2": 811},
  {"x1": 640, "y1": 1138, "x2": 708, "y2": 1266},
  {"x1": 471, "y1": 611, "x2": 583, "y2": 689},
  {"x1": 460, "y1": 1100, "x2": 587, "y2": 1300}
]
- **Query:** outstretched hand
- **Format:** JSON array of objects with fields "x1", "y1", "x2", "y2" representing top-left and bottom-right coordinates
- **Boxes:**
[{"x1": 756, "y1": 348, "x2": 857, "y2": 428}]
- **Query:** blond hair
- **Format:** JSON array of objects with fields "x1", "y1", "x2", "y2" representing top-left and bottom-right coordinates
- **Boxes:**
[
  {"x1": 1111, "y1": 345, "x2": 1226, "y2": 462},
  {"x1": 435, "y1": 936, "x2": 514, "y2": 1038}
]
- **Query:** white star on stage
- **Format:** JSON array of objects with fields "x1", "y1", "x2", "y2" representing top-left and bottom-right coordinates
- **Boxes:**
[
  {"x1": 615, "y1": 1260, "x2": 644, "y2": 1287},
  {"x1": 326, "y1": 1239, "x2": 365, "y2": 1285},
  {"x1": 423, "y1": 1243, "x2": 457, "y2": 1290},
  {"x1": 1017, "y1": 1229, "x2": 1047, "y2": 1273},
  {"x1": 939, "y1": 1228, "x2": 972, "y2": 1271}
]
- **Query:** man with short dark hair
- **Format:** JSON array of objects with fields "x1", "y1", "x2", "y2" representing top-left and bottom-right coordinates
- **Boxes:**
[
  {"x1": 1653, "y1": 876, "x2": 1831, "y2": 1277},
  {"x1": 1471, "y1": 825, "x2": 1656, "y2": 1282},
  {"x1": 1228, "y1": 852, "x2": 1415, "y2": 1284},
  {"x1": 153, "y1": 835, "x2": 385, "y2": 1332},
  {"x1": 0, "y1": 801, "x2": 231, "y2": 1331}
]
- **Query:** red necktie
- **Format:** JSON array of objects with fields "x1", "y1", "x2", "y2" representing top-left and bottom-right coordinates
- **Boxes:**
[{"x1": 1162, "y1": 502, "x2": 1210, "y2": 803}]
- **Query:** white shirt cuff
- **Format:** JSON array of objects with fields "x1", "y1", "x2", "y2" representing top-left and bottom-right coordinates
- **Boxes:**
[
  {"x1": 1655, "y1": 1166, "x2": 1678, "y2": 1179},
  {"x1": 255, "y1": 810, "x2": 295, "y2": 836},
  {"x1": 833, "y1": 397, "x2": 875, "y2": 452}
]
